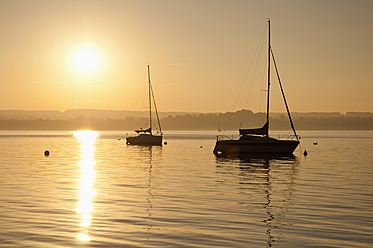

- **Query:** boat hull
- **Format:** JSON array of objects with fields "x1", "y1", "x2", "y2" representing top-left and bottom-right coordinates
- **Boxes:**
[
  {"x1": 213, "y1": 137, "x2": 299, "y2": 156},
  {"x1": 126, "y1": 134, "x2": 162, "y2": 146}
]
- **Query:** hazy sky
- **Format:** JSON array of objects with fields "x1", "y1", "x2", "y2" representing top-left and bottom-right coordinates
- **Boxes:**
[{"x1": 0, "y1": 0, "x2": 372, "y2": 113}]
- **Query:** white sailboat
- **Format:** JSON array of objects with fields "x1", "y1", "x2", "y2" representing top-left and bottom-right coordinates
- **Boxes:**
[{"x1": 126, "y1": 65, "x2": 163, "y2": 146}]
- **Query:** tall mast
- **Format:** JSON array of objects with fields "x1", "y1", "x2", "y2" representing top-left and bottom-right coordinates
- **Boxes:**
[
  {"x1": 266, "y1": 19, "x2": 271, "y2": 137},
  {"x1": 147, "y1": 64, "x2": 152, "y2": 134}
]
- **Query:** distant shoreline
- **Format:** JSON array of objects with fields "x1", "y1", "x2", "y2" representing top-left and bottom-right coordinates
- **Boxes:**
[{"x1": 0, "y1": 109, "x2": 372, "y2": 131}]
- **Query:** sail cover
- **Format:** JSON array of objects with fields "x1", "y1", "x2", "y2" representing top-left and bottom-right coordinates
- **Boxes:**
[
  {"x1": 135, "y1": 128, "x2": 151, "y2": 133},
  {"x1": 239, "y1": 122, "x2": 268, "y2": 136}
]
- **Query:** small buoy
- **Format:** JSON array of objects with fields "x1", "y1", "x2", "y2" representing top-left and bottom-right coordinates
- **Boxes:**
[
  {"x1": 44, "y1": 150, "x2": 50, "y2": 156},
  {"x1": 164, "y1": 142, "x2": 167, "y2": 145},
  {"x1": 118, "y1": 138, "x2": 121, "y2": 140},
  {"x1": 200, "y1": 146, "x2": 203, "y2": 148},
  {"x1": 313, "y1": 142, "x2": 318, "y2": 145},
  {"x1": 303, "y1": 150, "x2": 308, "y2": 156}
]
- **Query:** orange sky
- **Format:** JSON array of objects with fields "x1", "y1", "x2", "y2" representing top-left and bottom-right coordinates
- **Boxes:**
[{"x1": 0, "y1": 0, "x2": 372, "y2": 113}]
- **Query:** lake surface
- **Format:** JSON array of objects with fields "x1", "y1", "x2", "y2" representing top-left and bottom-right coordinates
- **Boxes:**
[{"x1": 0, "y1": 130, "x2": 372, "y2": 247}]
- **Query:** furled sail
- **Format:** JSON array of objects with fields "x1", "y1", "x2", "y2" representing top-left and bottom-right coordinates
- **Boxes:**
[
  {"x1": 239, "y1": 122, "x2": 268, "y2": 136},
  {"x1": 135, "y1": 127, "x2": 151, "y2": 133}
]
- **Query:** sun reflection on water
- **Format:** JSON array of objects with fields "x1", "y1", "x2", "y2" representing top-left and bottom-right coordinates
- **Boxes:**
[{"x1": 73, "y1": 130, "x2": 99, "y2": 242}]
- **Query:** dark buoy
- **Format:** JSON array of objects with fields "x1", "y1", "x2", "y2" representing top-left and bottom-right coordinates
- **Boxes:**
[
  {"x1": 200, "y1": 146, "x2": 203, "y2": 148},
  {"x1": 303, "y1": 150, "x2": 308, "y2": 156},
  {"x1": 44, "y1": 150, "x2": 50, "y2": 156},
  {"x1": 313, "y1": 142, "x2": 318, "y2": 145},
  {"x1": 164, "y1": 142, "x2": 167, "y2": 145}
]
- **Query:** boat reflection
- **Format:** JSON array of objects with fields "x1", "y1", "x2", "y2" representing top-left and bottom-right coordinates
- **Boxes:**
[
  {"x1": 126, "y1": 145, "x2": 162, "y2": 237},
  {"x1": 215, "y1": 154, "x2": 298, "y2": 247},
  {"x1": 73, "y1": 130, "x2": 99, "y2": 242},
  {"x1": 146, "y1": 146, "x2": 154, "y2": 235}
]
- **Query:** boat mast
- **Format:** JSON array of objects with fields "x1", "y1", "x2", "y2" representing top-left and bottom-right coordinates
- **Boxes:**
[
  {"x1": 148, "y1": 65, "x2": 152, "y2": 134},
  {"x1": 266, "y1": 19, "x2": 271, "y2": 137}
]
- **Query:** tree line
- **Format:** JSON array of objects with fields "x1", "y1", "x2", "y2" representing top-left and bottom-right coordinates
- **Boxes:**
[{"x1": 0, "y1": 109, "x2": 372, "y2": 130}]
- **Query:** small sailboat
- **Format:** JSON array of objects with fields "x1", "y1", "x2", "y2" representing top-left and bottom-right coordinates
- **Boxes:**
[
  {"x1": 213, "y1": 20, "x2": 299, "y2": 156},
  {"x1": 126, "y1": 65, "x2": 163, "y2": 146}
]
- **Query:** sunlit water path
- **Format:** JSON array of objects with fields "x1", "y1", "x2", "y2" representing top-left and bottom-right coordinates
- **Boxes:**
[
  {"x1": 74, "y1": 130, "x2": 99, "y2": 242},
  {"x1": 0, "y1": 131, "x2": 372, "y2": 247}
]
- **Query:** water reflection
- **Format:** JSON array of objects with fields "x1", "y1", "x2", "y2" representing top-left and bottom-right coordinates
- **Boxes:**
[
  {"x1": 73, "y1": 130, "x2": 99, "y2": 242},
  {"x1": 126, "y1": 145, "x2": 162, "y2": 237},
  {"x1": 146, "y1": 147, "x2": 154, "y2": 235},
  {"x1": 216, "y1": 154, "x2": 298, "y2": 247}
]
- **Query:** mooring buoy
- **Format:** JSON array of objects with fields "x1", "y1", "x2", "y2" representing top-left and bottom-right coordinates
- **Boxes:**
[
  {"x1": 44, "y1": 150, "x2": 50, "y2": 156},
  {"x1": 303, "y1": 150, "x2": 308, "y2": 156}
]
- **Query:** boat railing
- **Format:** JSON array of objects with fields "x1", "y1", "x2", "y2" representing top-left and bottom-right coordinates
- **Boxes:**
[{"x1": 216, "y1": 135, "x2": 234, "y2": 141}]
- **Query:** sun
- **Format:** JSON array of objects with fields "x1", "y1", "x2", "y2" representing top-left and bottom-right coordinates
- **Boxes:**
[{"x1": 73, "y1": 49, "x2": 99, "y2": 73}]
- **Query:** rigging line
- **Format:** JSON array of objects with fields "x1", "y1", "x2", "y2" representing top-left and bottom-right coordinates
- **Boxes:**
[
  {"x1": 239, "y1": 30, "x2": 267, "y2": 127},
  {"x1": 223, "y1": 25, "x2": 267, "y2": 132},
  {"x1": 148, "y1": 65, "x2": 152, "y2": 133},
  {"x1": 150, "y1": 83, "x2": 163, "y2": 135},
  {"x1": 270, "y1": 47, "x2": 299, "y2": 140},
  {"x1": 139, "y1": 79, "x2": 147, "y2": 110},
  {"x1": 137, "y1": 78, "x2": 149, "y2": 129},
  {"x1": 133, "y1": 79, "x2": 145, "y2": 111},
  {"x1": 259, "y1": 61, "x2": 267, "y2": 124}
]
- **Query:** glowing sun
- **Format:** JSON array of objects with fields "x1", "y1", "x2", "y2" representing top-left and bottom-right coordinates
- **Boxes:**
[{"x1": 73, "y1": 49, "x2": 99, "y2": 73}]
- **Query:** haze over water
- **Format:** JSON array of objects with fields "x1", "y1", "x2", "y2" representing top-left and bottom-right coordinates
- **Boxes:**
[
  {"x1": 1, "y1": 2, "x2": 372, "y2": 247},
  {"x1": 0, "y1": 130, "x2": 372, "y2": 247}
]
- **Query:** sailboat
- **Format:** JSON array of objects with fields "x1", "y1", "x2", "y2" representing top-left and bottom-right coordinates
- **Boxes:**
[
  {"x1": 213, "y1": 20, "x2": 300, "y2": 156},
  {"x1": 126, "y1": 65, "x2": 163, "y2": 146}
]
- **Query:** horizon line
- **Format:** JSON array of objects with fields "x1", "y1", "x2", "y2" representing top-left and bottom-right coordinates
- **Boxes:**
[{"x1": 0, "y1": 109, "x2": 372, "y2": 115}]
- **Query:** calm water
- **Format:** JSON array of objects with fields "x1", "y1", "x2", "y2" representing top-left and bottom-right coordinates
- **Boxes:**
[{"x1": 0, "y1": 130, "x2": 372, "y2": 247}]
